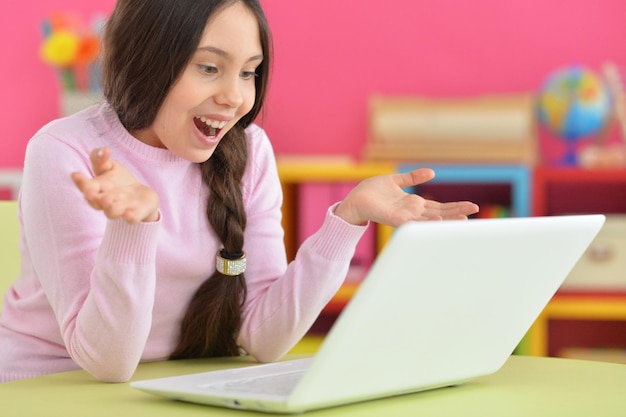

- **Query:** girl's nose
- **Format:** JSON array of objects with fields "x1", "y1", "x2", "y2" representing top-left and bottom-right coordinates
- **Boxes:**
[{"x1": 214, "y1": 75, "x2": 244, "y2": 108}]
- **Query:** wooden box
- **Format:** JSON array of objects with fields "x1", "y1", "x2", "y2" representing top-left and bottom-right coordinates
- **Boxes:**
[{"x1": 364, "y1": 94, "x2": 537, "y2": 164}]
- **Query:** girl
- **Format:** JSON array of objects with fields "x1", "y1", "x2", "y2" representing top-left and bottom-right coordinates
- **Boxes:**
[{"x1": 0, "y1": 0, "x2": 478, "y2": 383}]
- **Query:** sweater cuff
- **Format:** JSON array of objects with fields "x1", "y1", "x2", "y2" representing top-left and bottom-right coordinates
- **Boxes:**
[
  {"x1": 306, "y1": 202, "x2": 369, "y2": 261},
  {"x1": 99, "y1": 217, "x2": 160, "y2": 264}
]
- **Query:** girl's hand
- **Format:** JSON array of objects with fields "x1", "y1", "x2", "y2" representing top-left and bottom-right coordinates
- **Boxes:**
[
  {"x1": 334, "y1": 168, "x2": 479, "y2": 227},
  {"x1": 71, "y1": 147, "x2": 160, "y2": 224}
]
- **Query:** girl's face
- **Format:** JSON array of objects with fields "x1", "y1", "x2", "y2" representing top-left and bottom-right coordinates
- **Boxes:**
[{"x1": 132, "y1": 2, "x2": 263, "y2": 163}]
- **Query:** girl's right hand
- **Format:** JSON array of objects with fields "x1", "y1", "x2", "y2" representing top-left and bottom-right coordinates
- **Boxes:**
[
  {"x1": 71, "y1": 147, "x2": 160, "y2": 223},
  {"x1": 334, "y1": 168, "x2": 479, "y2": 227}
]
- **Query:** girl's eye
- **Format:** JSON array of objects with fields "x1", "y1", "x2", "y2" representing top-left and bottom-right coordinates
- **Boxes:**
[
  {"x1": 199, "y1": 65, "x2": 218, "y2": 75},
  {"x1": 241, "y1": 71, "x2": 258, "y2": 81}
]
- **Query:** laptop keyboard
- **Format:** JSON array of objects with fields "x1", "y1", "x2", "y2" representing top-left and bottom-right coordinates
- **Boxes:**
[{"x1": 205, "y1": 371, "x2": 306, "y2": 397}]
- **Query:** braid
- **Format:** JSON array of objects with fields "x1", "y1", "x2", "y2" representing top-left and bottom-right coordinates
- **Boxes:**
[{"x1": 170, "y1": 126, "x2": 248, "y2": 359}]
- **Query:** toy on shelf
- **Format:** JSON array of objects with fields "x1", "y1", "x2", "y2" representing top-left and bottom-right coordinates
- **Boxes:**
[{"x1": 536, "y1": 65, "x2": 613, "y2": 166}]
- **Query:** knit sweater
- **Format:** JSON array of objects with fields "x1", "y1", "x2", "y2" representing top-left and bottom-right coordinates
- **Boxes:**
[{"x1": 0, "y1": 103, "x2": 366, "y2": 383}]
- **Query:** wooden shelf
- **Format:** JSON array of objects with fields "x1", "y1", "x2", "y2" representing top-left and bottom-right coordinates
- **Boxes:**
[
  {"x1": 277, "y1": 156, "x2": 395, "y2": 182},
  {"x1": 523, "y1": 293, "x2": 626, "y2": 357},
  {"x1": 533, "y1": 167, "x2": 626, "y2": 215}
]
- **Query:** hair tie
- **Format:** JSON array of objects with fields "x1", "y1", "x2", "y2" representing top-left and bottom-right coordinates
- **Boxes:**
[{"x1": 216, "y1": 250, "x2": 247, "y2": 276}]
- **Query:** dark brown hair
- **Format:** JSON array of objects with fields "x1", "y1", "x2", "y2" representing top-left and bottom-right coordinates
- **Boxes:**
[{"x1": 102, "y1": 0, "x2": 272, "y2": 358}]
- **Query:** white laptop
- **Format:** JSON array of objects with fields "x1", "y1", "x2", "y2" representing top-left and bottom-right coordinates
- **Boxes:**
[{"x1": 131, "y1": 214, "x2": 605, "y2": 413}]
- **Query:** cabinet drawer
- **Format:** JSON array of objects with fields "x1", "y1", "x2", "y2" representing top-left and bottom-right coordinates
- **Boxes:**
[{"x1": 563, "y1": 216, "x2": 626, "y2": 290}]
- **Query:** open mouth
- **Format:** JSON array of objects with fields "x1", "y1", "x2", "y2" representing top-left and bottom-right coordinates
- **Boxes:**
[{"x1": 194, "y1": 116, "x2": 227, "y2": 138}]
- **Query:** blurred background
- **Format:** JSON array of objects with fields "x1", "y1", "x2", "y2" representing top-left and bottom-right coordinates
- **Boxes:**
[{"x1": 1, "y1": 0, "x2": 625, "y2": 167}]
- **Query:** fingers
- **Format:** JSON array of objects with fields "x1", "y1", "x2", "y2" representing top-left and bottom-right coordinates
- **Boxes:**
[
  {"x1": 439, "y1": 201, "x2": 479, "y2": 218},
  {"x1": 75, "y1": 185, "x2": 154, "y2": 223},
  {"x1": 422, "y1": 200, "x2": 480, "y2": 220},
  {"x1": 102, "y1": 197, "x2": 148, "y2": 223},
  {"x1": 90, "y1": 147, "x2": 114, "y2": 176},
  {"x1": 71, "y1": 171, "x2": 89, "y2": 192},
  {"x1": 71, "y1": 171, "x2": 105, "y2": 210},
  {"x1": 392, "y1": 168, "x2": 436, "y2": 189},
  {"x1": 71, "y1": 147, "x2": 115, "y2": 197},
  {"x1": 395, "y1": 197, "x2": 478, "y2": 223}
]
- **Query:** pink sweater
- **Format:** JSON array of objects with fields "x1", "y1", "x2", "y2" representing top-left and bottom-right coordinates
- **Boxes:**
[{"x1": 0, "y1": 104, "x2": 366, "y2": 383}]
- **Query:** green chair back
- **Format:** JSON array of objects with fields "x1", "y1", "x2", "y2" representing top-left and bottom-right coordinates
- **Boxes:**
[{"x1": 0, "y1": 200, "x2": 20, "y2": 312}]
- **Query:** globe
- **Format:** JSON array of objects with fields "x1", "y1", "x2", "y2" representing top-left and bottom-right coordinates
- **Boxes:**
[{"x1": 536, "y1": 66, "x2": 613, "y2": 165}]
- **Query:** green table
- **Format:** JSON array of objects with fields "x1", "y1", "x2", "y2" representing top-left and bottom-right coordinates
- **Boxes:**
[{"x1": 2, "y1": 355, "x2": 625, "y2": 416}]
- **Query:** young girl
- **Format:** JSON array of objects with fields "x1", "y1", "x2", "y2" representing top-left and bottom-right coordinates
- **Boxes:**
[{"x1": 0, "y1": 0, "x2": 478, "y2": 383}]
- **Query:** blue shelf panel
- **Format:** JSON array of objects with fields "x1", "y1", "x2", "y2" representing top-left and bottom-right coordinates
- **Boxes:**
[{"x1": 397, "y1": 164, "x2": 531, "y2": 217}]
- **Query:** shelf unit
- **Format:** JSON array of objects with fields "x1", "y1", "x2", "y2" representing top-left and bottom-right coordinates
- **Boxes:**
[
  {"x1": 524, "y1": 167, "x2": 626, "y2": 359},
  {"x1": 278, "y1": 161, "x2": 626, "y2": 359}
]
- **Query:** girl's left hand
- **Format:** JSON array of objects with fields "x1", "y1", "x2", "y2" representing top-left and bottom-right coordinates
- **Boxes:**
[{"x1": 334, "y1": 168, "x2": 479, "y2": 227}]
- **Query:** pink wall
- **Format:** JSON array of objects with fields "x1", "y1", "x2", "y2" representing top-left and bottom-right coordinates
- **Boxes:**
[{"x1": 2, "y1": 0, "x2": 626, "y2": 168}]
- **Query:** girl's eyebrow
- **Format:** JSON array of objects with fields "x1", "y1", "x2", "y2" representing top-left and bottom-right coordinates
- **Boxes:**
[{"x1": 197, "y1": 45, "x2": 263, "y2": 63}]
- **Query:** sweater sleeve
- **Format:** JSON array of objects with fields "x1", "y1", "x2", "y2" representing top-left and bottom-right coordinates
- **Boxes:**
[
  {"x1": 20, "y1": 133, "x2": 160, "y2": 382},
  {"x1": 237, "y1": 127, "x2": 367, "y2": 362}
]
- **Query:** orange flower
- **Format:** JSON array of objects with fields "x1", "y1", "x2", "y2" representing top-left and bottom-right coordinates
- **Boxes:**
[{"x1": 75, "y1": 33, "x2": 100, "y2": 65}]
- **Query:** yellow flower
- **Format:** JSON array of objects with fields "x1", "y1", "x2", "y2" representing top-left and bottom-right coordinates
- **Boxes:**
[{"x1": 40, "y1": 31, "x2": 80, "y2": 67}]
